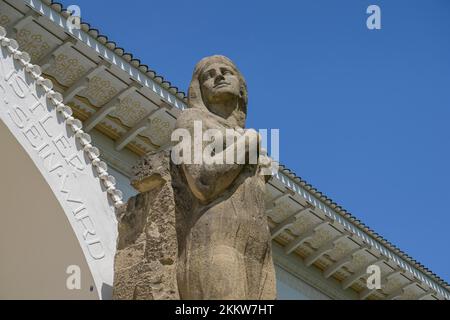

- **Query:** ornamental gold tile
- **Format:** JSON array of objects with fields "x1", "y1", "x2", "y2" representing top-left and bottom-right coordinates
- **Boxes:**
[
  {"x1": 307, "y1": 228, "x2": 333, "y2": 248},
  {"x1": 328, "y1": 241, "x2": 352, "y2": 261},
  {"x1": 291, "y1": 215, "x2": 314, "y2": 235},
  {"x1": 82, "y1": 75, "x2": 119, "y2": 106},
  {"x1": 16, "y1": 27, "x2": 51, "y2": 62},
  {"x1": 0, "y1": 14, "x2": 9, "y2": 26},
  {"x1": 46, "y1": 53, "x2": 87, "y2": 87},
  {"x1": 140, "y1": 115, "x2": 173, "y2": 146},
  {"x1": 347, "y1": 252, "x2": 369, "y2": 272},
  {"x1": 275, "y1": 202, "x2": 295, "y2": 218},
  {"x1": 110, "y1": 96, "x2": 148, "y2": 127},
  {"x1": 383, "y1": 278, "x2": 402, "y2": 295}
]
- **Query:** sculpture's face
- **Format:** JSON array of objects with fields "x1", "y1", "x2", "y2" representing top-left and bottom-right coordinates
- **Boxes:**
[{"x1": 200, "y1": 62, "x2": 241, "y2": 106}]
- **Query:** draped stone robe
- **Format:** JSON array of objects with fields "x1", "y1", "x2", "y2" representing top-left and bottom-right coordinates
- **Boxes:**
[{"x1": 172, "y1": 108, "x2": 276, "y2": 300}]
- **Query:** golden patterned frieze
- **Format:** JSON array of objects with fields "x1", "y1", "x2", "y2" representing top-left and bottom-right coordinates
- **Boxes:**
[
  {"x1": 81, "y1": 74, "x2": 120, "y2": 106},
  {"x1": 45, "y1": 52, "x2": 88, "y2": 87},
  {"x1": 16, "y1": 27, "x2": 52, "y2": 62}
]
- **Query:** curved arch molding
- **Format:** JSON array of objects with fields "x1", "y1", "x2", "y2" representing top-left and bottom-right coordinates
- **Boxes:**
[{"x1": 0, "y1": 31, "x2": 118, "y2": 299}]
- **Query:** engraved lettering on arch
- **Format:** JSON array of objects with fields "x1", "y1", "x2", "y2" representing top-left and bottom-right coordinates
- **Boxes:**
[
  {"x1": 38, "y1": 143, "x2": 64, "y2": 173},
  {"x1": 53, "y1": 134, "x2": 85, "y2": 172},
  {"x1": 5, "y1": 69, "x2": 28, "y2": 99},
  {"x1": 76, "y1": 212, "x2": 96, "y2": 241},
  {"x1": 75, "y1": 207, "x2": 105, "y2": 260},
  {"x1": 8, "y1": 105, "x2": 28, "y2": 129},
  {"x1": 53, "y1": 133, "x2": 71, "y2": 158},
  {"x1": 28, "y1": 92, "x2": 46, "y2": 116},
  {"x1": 23, "y1": 123, "x2": 45, "y2": 149},
  {"x1": 39, "y1": 113, "x2": 56, "y2": 138},
  {"x1": 67, "y1": 154, "x2": 85, "y2": 172},
  {"x1": 86, "y1": 238, "x2": 105, "y2": 260}
]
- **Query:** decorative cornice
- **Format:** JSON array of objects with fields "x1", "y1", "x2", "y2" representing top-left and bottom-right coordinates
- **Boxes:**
[
  {"x1": 0, "y1": 25, "x2": 124, "y2": 209},
  {"x1": 24, "y1": 0, "x2": 187, "y2": 111},
  {"x1": 275, "y1": 166, "x2": 450, "y2": 299},
  {"x1": 272, "y1": 243, "x2": 357, "y2": 300}
]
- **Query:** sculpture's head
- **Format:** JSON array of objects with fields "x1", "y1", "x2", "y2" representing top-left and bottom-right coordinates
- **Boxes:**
[{"x1": 188, "y1": 55, "x2": 248, "y2": 128}]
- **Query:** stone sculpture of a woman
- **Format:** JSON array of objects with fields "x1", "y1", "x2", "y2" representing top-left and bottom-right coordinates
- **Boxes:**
[
  {"x1": 173, "y1": 55, "x2": 276, "y2": 299},
  {"x1": 113, "y1": 55, "x2": 276, "y2": 300}
]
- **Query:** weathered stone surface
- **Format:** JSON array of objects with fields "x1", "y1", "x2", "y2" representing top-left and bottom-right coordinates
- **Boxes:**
[
  {"x1": 172, "y1": 55, "x2": 276, "y2": 299},
  {"x1": 113, "y1": 150, "x2": 179, "y2": 300},
  {"x1": 131, "y1": 150, "x2": 170, "y2": 193},
  {"x1": 113, "y1": 55, "x2": 276, "y2": 300}
]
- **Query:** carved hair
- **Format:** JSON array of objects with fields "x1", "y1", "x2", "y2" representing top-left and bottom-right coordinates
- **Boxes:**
[{"x1": 188, "y1": 55, "x2": 248, "y2": 128}]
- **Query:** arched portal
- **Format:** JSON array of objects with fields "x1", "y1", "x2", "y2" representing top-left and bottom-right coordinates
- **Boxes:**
[{"x1": 0, "y1": 40, "x2": 117, "y2": 299}]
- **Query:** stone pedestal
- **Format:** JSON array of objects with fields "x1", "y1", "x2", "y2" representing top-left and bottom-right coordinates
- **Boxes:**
[{"x1": 112, "y1": 150, "x2": 180, "y2": 300}]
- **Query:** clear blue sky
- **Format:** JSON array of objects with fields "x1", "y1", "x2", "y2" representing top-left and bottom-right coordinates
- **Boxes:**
[{"x1": 59, "y1": 0, "x2": 450, "y2": 282}]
